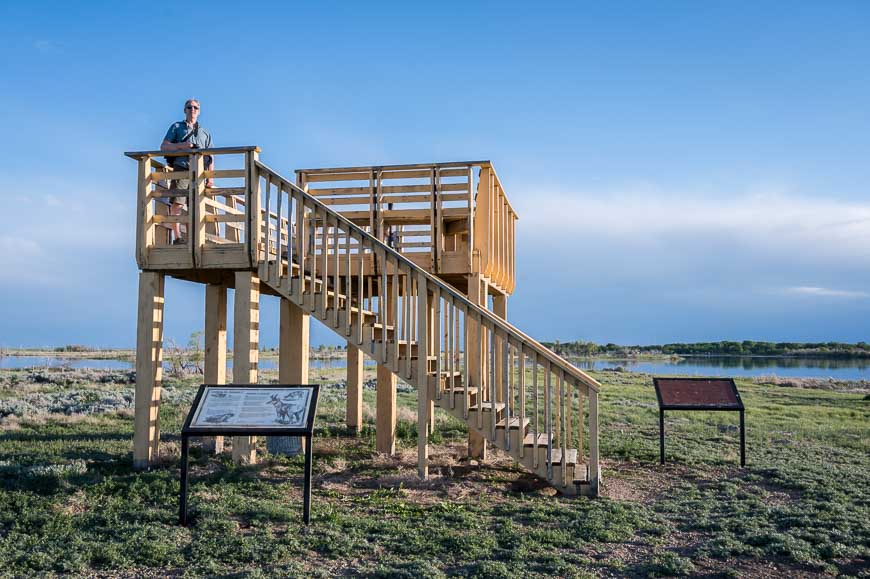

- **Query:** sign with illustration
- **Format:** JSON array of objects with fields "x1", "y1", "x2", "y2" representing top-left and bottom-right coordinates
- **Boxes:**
[
  {"x1": 180, "y1": 384, "x2": 320, "y2": 526},
  {"x1": 190, "y1": 387, "x2": 313, "y2": 429}
]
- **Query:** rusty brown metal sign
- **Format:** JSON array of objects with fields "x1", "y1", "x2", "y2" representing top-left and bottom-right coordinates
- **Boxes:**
[
  {"x1": 653, "y1": 377, "x2": 745, "y2": 466},
  {"x1": 654, "y1": 378, "x2": 742, "y2": 410}
]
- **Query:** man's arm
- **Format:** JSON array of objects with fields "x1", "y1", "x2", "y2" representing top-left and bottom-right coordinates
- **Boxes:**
[
  {"x1": 204, "y1": 132, "x2": 214, "y2": 188},
  {"x1": 161, "y1": 139, "x2": 195, "y2": 152}
]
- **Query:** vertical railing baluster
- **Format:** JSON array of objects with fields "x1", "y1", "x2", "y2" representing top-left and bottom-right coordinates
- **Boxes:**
[
  {"x1": 320, "y1": 210, "x2": 328, "y2": 316},
  {"x1": 332, "y1": 216, "x2": 340, "y2": 328},
  {"x1": 373, "y1": 248, "x2": 381, "y2": 359},
  {"x1": 532, "y1": 353, "x2": 539, "y2": 468},
  {"x1": 402, "y1": 269, "x2": 411, "y2": 379},
  {"x1": 434, "y1": 287, "x2": 441, "y2": 401},
  {"x1": 287, "y1": 187, "x2": 299, "y2": 295},
  {"x1": 416, "y1": 271, "x2": 429, "y2": 480},
  {"x1": 263, "y1": 175, "x2": 271, "y2": 274},
  {"x1": 545, "y1": 362, "x2": 552, "y2": 481},
  {"x1": 452, "y1": 296, "x2": 460, "y2": 398},
  {"x1": 518, "y1": 346, "x2": 525, "y2": 459},
  {"x1": 577, "y1": 380, "x2": 585, "y2": 479},
  {"x1": 274, "y1": 181, "x2": 282, "y2": 285},
  {"x1": 345, "y1": 229, "x2": 352, "y2": 335},
  {"x1": 367, "y1": 274, "x2": 374, "y2": 355},
  {"x1": 448, "y1": 296, "x2": 455, "y2": 410},
  {"x1": 566, "y1": 373, "x2": 573, "y2": 460},
  {"x1": 589, "y1": 389, "x2": 599, "y2": 495},
  {"x1": 357, "y1": 233, "x2": 364, "y2": 345},
  {"x1": 307, "y1": 204, "x2": 317, "y2": 312},
  {"x1": 294, "y1": 191, "x2": 304, "y2": 302},
  {"x1": 502, "y1": 332, "x2": 511, "y2": 451},
  {"x1": 409, "y1": 272, "x2": 415, "y2": 350},
  {"x1": 392, "y1": 256, "x2": 400, "y2": 371},
  {"x1": 461, "y1": 306, "x2": 469, "y2": 419},
  {"x1": 382, "y1": 251, "x2": 389, "y2": 364},
  {"x1": 554, "y1": 362, "x2": 561, "y2": 450},
  {"x1": 443, "y1": 297, "x2": 449, "y2": 396},
  {"x1": 559, "y1": 368, "x2": 567, "y2": 487},
  {"x1": 475, "y1": 312, "x2": 483, "y2": 431},
  {"x1": 489, "y1": 323, "x2": 496, "y2": 442}
]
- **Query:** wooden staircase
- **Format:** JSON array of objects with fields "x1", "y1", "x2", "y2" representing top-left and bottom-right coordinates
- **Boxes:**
[{"x1": 252, "y1": 160, "x2": 601, "y2": 496}]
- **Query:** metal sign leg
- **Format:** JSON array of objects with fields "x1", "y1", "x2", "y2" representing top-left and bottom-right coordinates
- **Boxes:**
[
  {"x1": 739, "y1": 410, "x2": 746, "y2": 467},
  {"x1": 303, "y1": 434, "x2": 313, "y2": 524},
  {"x1": 179, "y1": 436, "x2": 190, "y2": 526},
  {"x1": 659, "y1": 410, "x2": 665, "y2": 465}
]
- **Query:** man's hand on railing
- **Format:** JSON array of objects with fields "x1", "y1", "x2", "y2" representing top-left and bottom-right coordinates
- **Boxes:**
[
  {"x1": 205, "y1": 159, "x2": 215, "y2": 188},
  {"x1": 160, "y1": 140, "x2": 196, "y2": 152}
]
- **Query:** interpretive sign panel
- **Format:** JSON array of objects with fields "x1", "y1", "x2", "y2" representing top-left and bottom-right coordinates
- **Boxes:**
[
  {"x1": 189, "y1": 387, "x2": 314, "y2": 430},
  {"x1": 652, "y1": 377, "x2": 745, "y2": 466},
  {"x1": 179, "y1": 384, "x2": 320, "y2": 526}
]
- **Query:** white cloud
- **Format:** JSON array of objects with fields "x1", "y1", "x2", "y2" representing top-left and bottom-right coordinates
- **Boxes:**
[
  {"x1": 515, "y1": 187, "x2": 870, "y2": 264},
  {"x1": 0, "y1": 178, "x2": 132, "y2": 288},
  {"x1": 0, "y1": 237, "x2": 42, "y2": 257},
  {"x1": 783, "y1": 286, "x2": 870, "y2": 299}
]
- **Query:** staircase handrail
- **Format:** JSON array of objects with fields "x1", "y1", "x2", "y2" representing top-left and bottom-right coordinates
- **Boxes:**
[{"x1": 255, "y1": 159, "x2": 600, "y2": 394}]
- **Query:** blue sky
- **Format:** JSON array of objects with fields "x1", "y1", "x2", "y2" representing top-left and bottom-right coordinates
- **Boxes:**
[{"x1": 1, "y1": 1, "x2": 868, "y2": 348}]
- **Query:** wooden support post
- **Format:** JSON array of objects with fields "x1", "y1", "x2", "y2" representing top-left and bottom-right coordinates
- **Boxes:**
[
  {"x1": 204, "y1": 283, "x2": 227, "y2": 454},
  {"x1": 134, "y1": 271, "x2": 164, "y2": 469},
  {"x1": 467, "y1": 273, "x2": 487, "y2": 460},
  {"x1": 346, "y1": 342, "x2": 363, "y2": 433},
  {"x1": 268, "y1": 298, "x2": 309, "y2": 455},
  {"x1": 232, "y1": 271, "x2": 259, "y2": 465},
  {"x1": 416, "y1": 271, "x2": 429, "y2": 479},
  {"x1": 376, "y1": 362, "x2": 397, "y2": 454}
]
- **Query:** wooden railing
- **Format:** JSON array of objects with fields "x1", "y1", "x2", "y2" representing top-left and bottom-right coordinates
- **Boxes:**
[
  {"x1": 296, "y1": 161, "x2": 517, "y2": 293},
  {"x1": 126, "y1": 146, "x2": 260, "y2": 270},
  {"x1": 257, "y1": 159, "x2": 599, "y2": 492},
  {"x1": 474, "y1": 165, "x2": 516, "y2": 294}
]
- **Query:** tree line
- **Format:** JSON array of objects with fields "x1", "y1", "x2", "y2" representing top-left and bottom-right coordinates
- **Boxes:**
[{"x1": 540, "y1": 340, "x2": 870, "y2": 358}]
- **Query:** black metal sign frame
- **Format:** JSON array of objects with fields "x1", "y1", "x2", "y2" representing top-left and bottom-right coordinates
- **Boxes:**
[
  {"x1": 653, "y1": 377, "x2": 745, "y2": 467},
  {"x1": 178, "y1": 384, "x2": 320, "y2": 526}
]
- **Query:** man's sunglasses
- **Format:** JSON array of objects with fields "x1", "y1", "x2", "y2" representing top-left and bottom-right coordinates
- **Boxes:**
[{"x1": 186, "y1": 105, "x2": 200, "y2": 110}]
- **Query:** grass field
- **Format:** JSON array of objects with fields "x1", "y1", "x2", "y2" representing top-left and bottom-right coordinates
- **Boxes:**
[{"x1": 0, "y1": 365, "x2": 867, "y2": 578}]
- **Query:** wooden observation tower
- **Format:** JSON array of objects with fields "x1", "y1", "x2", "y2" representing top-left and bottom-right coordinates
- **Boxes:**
[{"x1": 126, "y1": 146, "x2": 601, "y2": 495}]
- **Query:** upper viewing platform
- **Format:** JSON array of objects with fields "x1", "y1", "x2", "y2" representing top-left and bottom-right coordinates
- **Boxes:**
[{"x1": 125, "y1": 147, "x2": 518, "y2": 296}]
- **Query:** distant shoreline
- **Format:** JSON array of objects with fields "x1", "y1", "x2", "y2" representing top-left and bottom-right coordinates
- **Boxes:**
[
  {"x1": 2, "y1": 348, "x2": 868, "y2": 361},
  {"x1": 0, "y1": 348, "x2": 344, "y2": 361}
]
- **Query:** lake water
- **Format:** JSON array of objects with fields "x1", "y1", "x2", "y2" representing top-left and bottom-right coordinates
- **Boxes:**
[
  {"x1": 571, "y1": 356, "x2": 869, "y2": 380},
  {"x1": 2, "y1": 355, "x2": 867, "y2": 380}
]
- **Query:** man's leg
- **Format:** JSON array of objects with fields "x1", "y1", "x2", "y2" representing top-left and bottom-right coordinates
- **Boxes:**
[
  {"x1": 170, "y1": 178, "x2": 189, "y2": 243},
  {"x1": 170, "y1": 201, "x2": 184, "y2": 242}
]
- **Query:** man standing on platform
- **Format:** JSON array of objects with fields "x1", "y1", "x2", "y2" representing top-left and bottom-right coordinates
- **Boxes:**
[{"x1": 160, "y1": 98, "x2": 214, "y2": 244}]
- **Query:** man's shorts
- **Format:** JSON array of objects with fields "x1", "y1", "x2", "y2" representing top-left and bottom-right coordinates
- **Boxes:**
[{"x1": 158, "y1": 178, "x2": 189, "y2": 210}]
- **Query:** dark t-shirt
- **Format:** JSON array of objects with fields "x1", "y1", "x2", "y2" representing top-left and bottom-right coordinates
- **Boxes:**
[{"x1": 163, "y1": 121, "x2": 212, "y2": 170}]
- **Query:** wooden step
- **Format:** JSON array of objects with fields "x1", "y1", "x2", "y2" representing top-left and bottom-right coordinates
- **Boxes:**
[
  {"x1": 443, "y1": 385, "x2": 477, "y2": 395},
  {"x1": 496, "y1": 417, "x2": 529, "y2": 430},
  {"x1": 523, "y1": 432, "x2": 549, "y2": 447},
  {"x1": 550, "y1": 448, "x2": 578, "y2": 465},
  {"x1": 428, "y1": 370, "x2": 463, "y2": 388},
  {"x1": 468, "y1": 401, "x2": 505, "y2": 413}
]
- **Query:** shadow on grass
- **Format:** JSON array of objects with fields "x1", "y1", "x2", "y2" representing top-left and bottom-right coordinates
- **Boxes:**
[{"x1": 0, "y1": 431, "x2": 130, "y2": 443}]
